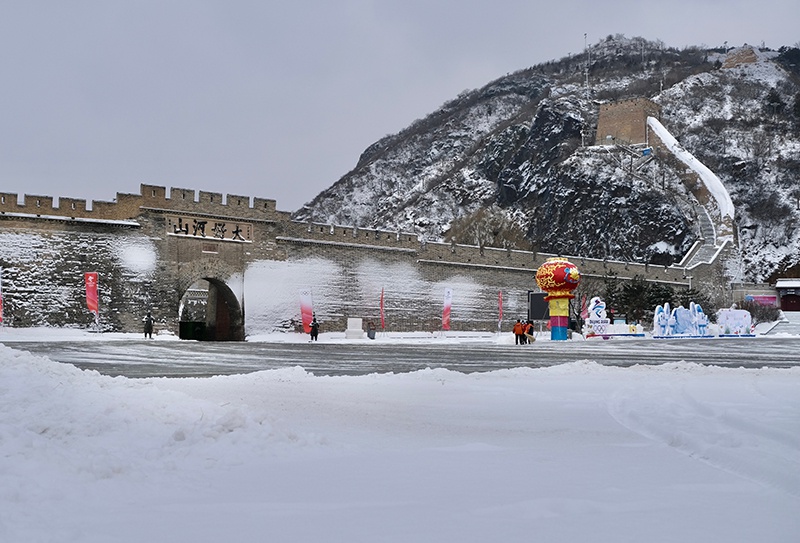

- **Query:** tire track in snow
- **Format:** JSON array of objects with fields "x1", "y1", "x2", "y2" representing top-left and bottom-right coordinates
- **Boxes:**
[{"x1": 607, "y1": 377, "x2": 800, "y2": 497}]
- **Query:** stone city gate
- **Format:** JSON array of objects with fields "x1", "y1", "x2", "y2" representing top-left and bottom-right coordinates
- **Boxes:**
[
  {"x1": 0, "y1": 184, "x2": 281, "y2": 340},
  {"x1": 122, "y1": 187, "x2": 274, "y2": 341}
]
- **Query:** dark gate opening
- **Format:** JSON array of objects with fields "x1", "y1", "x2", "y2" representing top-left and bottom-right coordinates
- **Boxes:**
[{"x1": 179, "y1": 278, "x2": 244, "y2": 341}]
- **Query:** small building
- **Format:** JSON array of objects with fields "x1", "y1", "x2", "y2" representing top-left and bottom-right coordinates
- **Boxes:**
[{"x1": 776, "y1": 279, "x2": 800, "y2": 312}]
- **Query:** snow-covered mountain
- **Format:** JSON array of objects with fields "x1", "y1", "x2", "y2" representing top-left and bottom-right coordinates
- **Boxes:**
[{"x1": 293, "y1": 36, "x2": 800, "y2": 283}]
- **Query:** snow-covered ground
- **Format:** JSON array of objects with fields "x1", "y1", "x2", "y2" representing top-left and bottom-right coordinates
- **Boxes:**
[{"x1": 1, "y1": 329, "x2": 798, "y2": 542}]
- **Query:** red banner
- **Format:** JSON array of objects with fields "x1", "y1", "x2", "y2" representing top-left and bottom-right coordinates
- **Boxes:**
[
  {"x1": 0, "y1": 266, "x2": 4, "y2": 324},
  {"x1": 379, "y1": 287, "x2": 385, "y2": 330},
  {"x1": 84, "y1": 272, "x2": 99, "y2": 318},
  {"x1": 442, "y1": 288, "x2": 452, "y2": 331},
  {"x1": 745, "y1": 294, "x2": 777, "y2": 307},
  {"x1": 299, "y1": 289, "x2": 314, "y2": 334},
  {"x1": 498, "y1": 290, "x2": 503, "y2": 323}
]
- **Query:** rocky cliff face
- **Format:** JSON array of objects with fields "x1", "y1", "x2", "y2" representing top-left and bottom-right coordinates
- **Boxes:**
[{"x1": 293, "y1": 36, "x2": 800, "y2": 283}]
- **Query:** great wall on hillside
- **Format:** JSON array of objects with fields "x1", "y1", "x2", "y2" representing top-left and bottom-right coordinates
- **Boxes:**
[{"x1": 0, "y1": 100, "x2": 772, "y2": 339}]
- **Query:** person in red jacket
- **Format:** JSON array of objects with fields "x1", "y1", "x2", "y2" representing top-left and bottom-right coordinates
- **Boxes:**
[
  {"x1": 524, "y1": 320, "x2": 535, "y2": 343},
  {"x1": 512, "y1": 319, "x2": 525, "y2": 345}
]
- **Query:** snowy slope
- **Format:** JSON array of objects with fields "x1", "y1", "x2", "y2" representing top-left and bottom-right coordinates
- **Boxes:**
[
  {"x1": 1, "y1": 340, "x2": 799, "y2": 542},
  {"x1": 295, "y1": 37, "x2": 800, "y2": 283}
]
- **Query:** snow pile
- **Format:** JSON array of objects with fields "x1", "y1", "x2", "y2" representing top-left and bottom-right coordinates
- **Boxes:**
[{"x1": 1, "y1": 341, "x2": 798, "y2": 542}]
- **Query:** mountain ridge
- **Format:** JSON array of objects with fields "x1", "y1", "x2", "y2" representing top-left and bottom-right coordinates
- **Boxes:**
[{"x1": 293, "y1": 36, "x2": 800, "y2": 284}]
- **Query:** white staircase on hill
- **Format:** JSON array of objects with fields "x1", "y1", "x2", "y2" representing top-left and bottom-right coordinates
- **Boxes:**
[
  {"x1": 646, "y1": 116, "x2": 737, "y2": 268},
  {"x1": 684, "y1": 205, "x2": 722, "y2": 267}
]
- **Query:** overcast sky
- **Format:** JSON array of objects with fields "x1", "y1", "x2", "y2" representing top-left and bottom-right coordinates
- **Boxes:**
[{"x1": 1, "y1": 1, "x2": 796, "y2": 212}]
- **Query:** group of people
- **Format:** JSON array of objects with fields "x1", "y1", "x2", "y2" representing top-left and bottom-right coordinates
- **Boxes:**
[
  {"x1": 512, "y1": 319, "x2": 535, "y2": 345},
  {"x1": 512, "y1": 319, "x2": 535, "y2": 344}
]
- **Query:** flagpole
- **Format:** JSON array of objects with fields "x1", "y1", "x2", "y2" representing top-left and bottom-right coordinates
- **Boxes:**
[
  {"x1": 442, "y1": 288, "x2": 452, "y2": 334},
  {"x1": 379, "y1": 287, "x2": 385, "y2": 334},
  {"x1": 0, "y1": 266, "x2": 4, "y2": 330},
  {"x1": 497, "y1": 290, "x2": 503, "y2": 336},
  {"x1": 84, "y1": 272, "x2": 100, "y2": 333}
]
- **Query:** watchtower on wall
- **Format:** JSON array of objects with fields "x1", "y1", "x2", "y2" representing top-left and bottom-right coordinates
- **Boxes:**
[{"x1": 595, "y1": 98, "x2": 661, "y2": 146}]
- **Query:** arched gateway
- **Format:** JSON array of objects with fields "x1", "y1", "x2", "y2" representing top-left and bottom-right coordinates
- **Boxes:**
[
  {"x1": 173, "y1": 255, "x2": 246, "y2": 341},
  {"x1": 179, "y1": 278, "x2": 244, "y2": 341}
]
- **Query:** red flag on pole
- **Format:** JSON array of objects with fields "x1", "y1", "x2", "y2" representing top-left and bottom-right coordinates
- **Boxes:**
[
  {"x1": 379, "y1": 287, "x2": 385, "y2": 330},
  {"x1": 0, "y1": 267, "x2": 4, "y2": 324},
  {"x1": 498, "y1": 290, "x2": 503, "y2": 330},
  {"x1": 84, "y1": 272, "x2": 99, "y2": 321},
  {"x1": 442, "y1": 288, "x2": 453, "y2": 331},
  {"x1": 299, "y1": 289, "x2": 314, "y2": 333}
]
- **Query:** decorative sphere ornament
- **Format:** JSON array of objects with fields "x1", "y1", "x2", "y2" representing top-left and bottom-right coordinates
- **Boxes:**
[
  {"x1": 535, "y1": 258, "x2": 581, "y2": 299},
  {"x1": 535, "y1": 258, "x2": 581, "y2": 340}
]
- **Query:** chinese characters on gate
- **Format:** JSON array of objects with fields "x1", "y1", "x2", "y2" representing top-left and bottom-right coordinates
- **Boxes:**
[{"x1": 169, "y1": 216, "x2": 251, "y2": 242}]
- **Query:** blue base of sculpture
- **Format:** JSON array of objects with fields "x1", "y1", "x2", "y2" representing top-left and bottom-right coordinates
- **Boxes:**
[
  {"x1": 652, "y1": 334, "x2": 714, "y2": 339},
  {"x1": 585, "y1": 333, "x2": 646, "y2": 339}
]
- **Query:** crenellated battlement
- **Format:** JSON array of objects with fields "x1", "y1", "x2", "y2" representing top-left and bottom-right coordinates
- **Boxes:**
[
  {"x1": 139, "y1": 184, "x2": 286, "y2": 221},
  {"x1": 0, "y1": 184, "x2": 288, "y2": 222},
  {"x1": 280, "y1": 220, "x2": 420, "y2": 250}
]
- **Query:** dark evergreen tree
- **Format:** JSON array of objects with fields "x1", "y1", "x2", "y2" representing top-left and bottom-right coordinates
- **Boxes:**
[
  {"x1": 793, "y1": 91, "x2": 800, "y2": 119},
  {"x1": 647, "y1": 282, "x2": 675, "y2": 309},
  {"x1": 675, "y1": 287, "x2": 712, "y2": 311},
  {"x1": 618, "y1": 275, "x2": 650, "y2": 323},
  {"x1": 602, "y1": 273, "x2": 623, "y2": 315},
  {"x1": 764, "y1": 88, "x2": 785, "y2": 117}
]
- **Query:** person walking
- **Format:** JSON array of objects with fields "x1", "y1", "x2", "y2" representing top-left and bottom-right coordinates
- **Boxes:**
[
  {"x1": 524, "y1": 320, "x2": 535, "y2": 343},
  {"x1": 143, "y1": 311, "x2": 155, "y2": 339},
  {"x1": 310, "y1": 317, "x2": 320, "y2": 341},
  {"x1": 512, "y1": 319, "x2": 524, "y2": 345}
]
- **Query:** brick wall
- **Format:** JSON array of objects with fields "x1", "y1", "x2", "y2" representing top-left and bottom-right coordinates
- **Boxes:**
[{"x1": 595, "y1": 98, "x2": 662, "y2": 146}]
